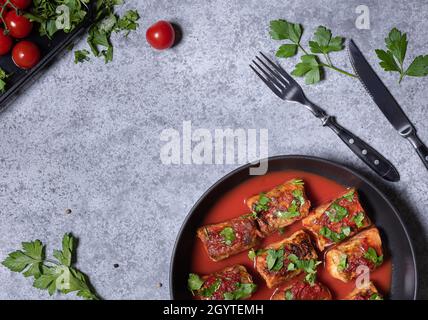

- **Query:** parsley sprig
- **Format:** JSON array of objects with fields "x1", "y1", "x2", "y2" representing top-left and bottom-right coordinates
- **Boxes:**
[
  {"x1": 376, "y1": 28, "x2": 428, "y2": 83},
  {"x1": 270, "y1": 20, "x2": 356, "y2": 84},
  {"x1": 1, "y1": 233, "x2": 99, "y2": 300}
]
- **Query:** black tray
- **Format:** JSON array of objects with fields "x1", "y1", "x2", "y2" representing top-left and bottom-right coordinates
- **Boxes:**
[{"x1": 0, "y1": 2, "x2": 95, "y2": 112}]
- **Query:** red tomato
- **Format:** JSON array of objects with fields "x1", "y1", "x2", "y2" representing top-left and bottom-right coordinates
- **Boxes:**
[
  {"x1": 10, "y1": 0, "x2": 33, "y2": 9},
  {"x1": 5, "y1": 11, "x2": 33, "y2": 39},
  {"x1": 146, "y1": 20, "x2": 175, "y2": 50},
  {"x1": 0, "y1": 28, "x2": 12, "y2": 55},
  {"x1": 12, "y1": 40, "x2": 40, "y2": 69}
]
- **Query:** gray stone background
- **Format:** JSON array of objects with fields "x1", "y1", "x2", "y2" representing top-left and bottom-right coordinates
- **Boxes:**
[{"x1": 0, "y1": 0, "x2": 427, "y2": 299}]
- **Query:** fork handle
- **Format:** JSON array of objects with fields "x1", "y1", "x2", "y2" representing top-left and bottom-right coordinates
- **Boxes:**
[{"x1": 323, "y1": 116, "x2": 400, "y2": 182}]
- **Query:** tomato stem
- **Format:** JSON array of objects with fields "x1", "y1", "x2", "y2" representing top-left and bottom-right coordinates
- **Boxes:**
[{"x1": 0, "y1": 0, "x2": 20, "y2": 33}]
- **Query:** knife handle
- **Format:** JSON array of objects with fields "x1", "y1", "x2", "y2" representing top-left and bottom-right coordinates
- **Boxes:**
[
  {"x1": 407, "y1": 133, "x2": 428, "y2": 170},
  {"x1": 323, "y1": 116, "x2": 400, "y2": 182}
]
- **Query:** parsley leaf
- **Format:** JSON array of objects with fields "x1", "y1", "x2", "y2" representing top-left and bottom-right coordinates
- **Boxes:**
[
  {"x1": 292, "y1": 54, "x2": 322, "y2": 84},
  {"x1": 219, "y1": 227, "x2": 236, "y2": 246},
  {"x1": 291, "y1": 179, "x2": 304, "y2": 186},
  {"x1": 266, "y1": 248, "x2": 284, "y2": 271},
  {"x1": 405, "y1": 55, "x2": 428, "y2": 77},
  {"x1": 0, "y1": 68, "x2": 10, "y2": 93},
  {"x1": 74, "y1": 49, "x2": 90, "y2": 64},
  {"x1": 200, "y1": 279, "x2": 221, "y2": 298},
  {"x1": 342, "y1": 189, "x2": 355, "y2": 202},
  {"x1": 248, "y1": 248, "x2": 264, "y2": 261},
  {"x1": 376, "y1": 27, "x2": 428, "y2": 82},
  {"x1": 2, "y1": 233, "x2": 99, "y2": 300},
  {"x1": 338, "y1": 253, "x2": 348, "y2": 271},
  {"x1": 369, "y1": 293, "x2": 383, "y2": 300},
  {"x1": 187, "y1": 273, "x2": 204, "y2": 292},
  {"x1": 309, "y1": 26, "x2": 344, "y2": 54},
  {"x1": 287, "y1": 254, "x2": 321, "y2": 285},
  {"x1": 352, "y1": 212, "x2": 365, "y2": 228},
  {"x1": 325, "y1": 203, "x2": 348, "y2": 223},
  {"x1": 115, "y1": 10, "x2": 140, "y2": 36},
  {"x1": 270, "y1": 20, "x2": 356, "y2": 84},
  {"x1": 285, "y1": 290, "x2": 293, "y2": 300},
  {"x1": 364, "y1": 247, "x2": 384, "y2": 266},
  {"x1": 223, "y1": 283, "x2": 257, "y2": 300},
  {"x1": 270, "y1": 20, "x2": 302, "y2": 44},
  {"x1": 320, "y1": 226, "x2": 351, "y2": 242},
  {"x1": 252, "y1": 193, "x2": 271, "y2": 215}
]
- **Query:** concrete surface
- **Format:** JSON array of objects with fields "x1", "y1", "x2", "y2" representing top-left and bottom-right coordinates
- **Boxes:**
[{"x1": 0, "y1": 0, "x2": 427, "y2": 299}]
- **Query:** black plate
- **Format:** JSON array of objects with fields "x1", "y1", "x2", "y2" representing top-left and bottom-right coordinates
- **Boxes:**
[
  {"x1": 0, "y1": 2, "x2": 95, "y2": 112},
  {"x1": 170, "y1": 155, "x2": 417, "y2": 300}
]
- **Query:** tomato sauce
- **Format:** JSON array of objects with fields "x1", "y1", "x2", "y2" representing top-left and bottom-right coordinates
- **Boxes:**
[{"x1": 190, "y1": 170, "x2": 392, "y2": 300}]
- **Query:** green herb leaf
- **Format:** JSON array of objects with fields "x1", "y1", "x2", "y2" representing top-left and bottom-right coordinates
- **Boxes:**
[
  {"x1": 223, "y1": 283, "x2": 257, "y2": 300},
  {"x1": 115, "y1": 10, "x2": 140, "y2": 36},
  {"x1": 342, "y1": 189, "x2": 355, "y2": 202},
  {"x1": 219, "y1": 227, "x2": 236, "y2": 246},
  {"x1": 325, "y1": 203, "x2": 348, "y2": 223},
  {"x1": 2, "y1": 233, "x2": 99, "y2": 300},
  {"x1": 266, "y1": 248, "x2": 284, "y2": 271},
  {"x1": 352, "y1": 212, "x2": 365, "y2": 228},
  {"x1": 338, "y1": 253, "x2": 348, "y2": 271},
  {"x1": 292, "y1": 189, "x2": 305, "y2": 207},
  {"x1": 364, "y1": 247, "x2": 384, "y2": 266},
  {"x1": 405, "y1": 55, "x2": 428, "y2": 77},
  {"x1": 276, "y1": 44, "x2": 298, "y2": 58},
  {"x1": 369, "y1": 293, "x2": 383, "y2": 300},
  {"x1": 0, "y1": 68, "x2": 10, "y2": 93},
  {"x1": 269, "y1": 20, "x2": 302, "y2": 44},
  {"x1": 252, "y1": 193, "x2": 271, "y2": 214},
  {"x1": 286, "y1": 254, "x2": 320, "y2": 285},
  {"x1": 291, "y1": 54, "x2": 322, "y2": 84},
  {"x1": 74, "y1": 49, "x2": 90, "y2": 64},
  {"x1": 309, "y1": 26, "x2": 344, "y2": 54},
  {"x1": 376, "y1": 27, "x2": 428, "y2": 83},
  {"x1": 248, "y1": 248, "x2": 264, "y2": 261},
  {"x1": 290, "y1": 179, "x2": 304, "y2": 186},
  {"x1": 320, "y1": 226, "x2": 350, "y2": 242},
  {"x1": 285, "y1": 290, "x2": 293, "y2": 300},
  {"x1": 187, "y1": 273, "x2": 204, "y2": 292},
  {"x1": 200, "y1": 279, "x2": 221, "y2": 298}
]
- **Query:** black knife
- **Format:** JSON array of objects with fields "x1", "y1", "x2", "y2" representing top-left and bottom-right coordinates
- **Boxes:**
[{"x1": 348, "y1": 39, "x2": 428, "y2": 170}]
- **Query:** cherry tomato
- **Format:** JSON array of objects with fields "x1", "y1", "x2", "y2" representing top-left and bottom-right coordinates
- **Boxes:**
[
  {"x1": 0, "y1": 0, "x2": 32, "y2": 9},
  {"x1": 146, "y1": 20, "x2": 175, "y2": 50},
  {"x1": 12, "y1": 40, "x2": 40, "y2": 69},
  {"x1": 10, "y1": 0, "x2": 33, "y2": 10},
  {"x1": 0, "y1": 28, "x2": 12, "y2": 55},
  {"x1": 5, "y1": 11, "x2": 33, "y2": 39}
]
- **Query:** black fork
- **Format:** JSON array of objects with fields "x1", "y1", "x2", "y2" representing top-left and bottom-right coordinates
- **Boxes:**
[{"x1": 250, "y1": 52, "x2": 399, "y2": 182}]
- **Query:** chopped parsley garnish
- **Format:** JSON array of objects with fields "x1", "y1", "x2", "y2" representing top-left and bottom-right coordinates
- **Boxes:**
[
  {"x1": 219, "y1": 227, "x2": 236, "y2": 246},
  {"x1": 325, "y1": 203, "x2": 348, "y2": 223},
  {"x1": 286, "y1": 254, "x2": 321, "y2": 285},
  {"x1": 0, "y1": 68, "x2": 10, "y2": 93},
  {"x1": 200, "y1": 279, "x2": 221, "y2": 298},
  {"x1": 352, "y1": 212, "x2": 365, "y2": 228},
  {"x1": 338, "y1": 254, "x2": 348, "y2": 271},
  {"x1": 285, "y1": 290, "x2": 294, "y2": 300},
  {"x1": 292, "y1": 189, "x2": 305, "y2": 206},
  {"x1": 369, "y1": 293, "x2": 383, "y2": 300},
  {"x1": 187, "y1": 273, "x2": 204, "y2": 293},
  {"x1": 248, "y1": 248, "x2": 264, "y2": 261},
  {"x1": 223, "y1": 283, "x2": 257, "y2": 300},
  {"x1": 291, "y1": 179, "x2": 305, "y2": 186},
  {"x1": 276, "y1": 189, "x2": 305, "y2": 219},
  {"x1": 276, "y1": 201, "x2": 300, "y2": 219},
  {"x1": 252, "y1": 193, "x2": 271, "y2": 215},
  {"x1": 266, "y1": 248, "x2": 284, "y2": 271},
  {"x1": 364, "y1": 247, "x2": 384, "y2": 266},
  {"x1": 342, "y1": 189, "x2": 355, "y2": 201},
  {"x1": 320, "y1": 226, "x2": 351, "y2": 242}
]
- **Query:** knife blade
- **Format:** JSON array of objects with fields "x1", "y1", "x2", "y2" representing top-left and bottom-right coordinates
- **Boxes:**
[{"x1": 348, "y1": 39, "x2": 428, "y2": 170}]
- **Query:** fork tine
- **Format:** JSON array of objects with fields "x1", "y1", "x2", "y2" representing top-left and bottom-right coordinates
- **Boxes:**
[
  {"x1": 249, "y1": 65, "x2": 282, "y2": 97},
  {"x1": 255, "y1": 56, "x2": 289, "y2": 87},
  {"x1": 252, "y1": 60, "x2": 285, "y2": 91},
  {"x1": 259, "y1": 52, "x2": 296, "y2": 84}
]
